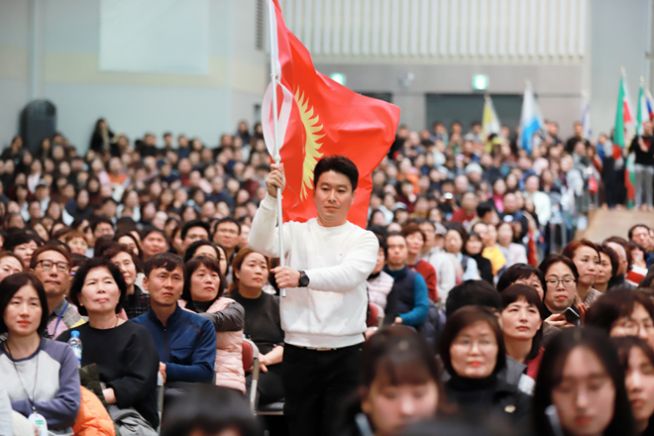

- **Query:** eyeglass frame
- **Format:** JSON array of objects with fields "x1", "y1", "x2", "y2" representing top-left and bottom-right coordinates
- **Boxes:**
[
  {"x1": 545, "y1": 276, "x2": 576, "y2": 287},
  {"x1": 35, "y1": 259, "x2": 71, "y2": 273}
]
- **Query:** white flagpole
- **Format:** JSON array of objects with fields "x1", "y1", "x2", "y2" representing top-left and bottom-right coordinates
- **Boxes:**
[{"x1": 267, "y1": 0, "x2": 286, "y2": 296}]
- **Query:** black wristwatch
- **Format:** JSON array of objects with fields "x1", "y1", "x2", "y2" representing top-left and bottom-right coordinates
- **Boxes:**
[{"x1": 298, "y1": 270, "x2": 310, "y2": 287}]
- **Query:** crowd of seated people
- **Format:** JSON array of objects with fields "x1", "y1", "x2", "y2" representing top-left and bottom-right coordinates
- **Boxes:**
[{"x1": 1, "y1": 118, "x2": 654, "y2": 435}]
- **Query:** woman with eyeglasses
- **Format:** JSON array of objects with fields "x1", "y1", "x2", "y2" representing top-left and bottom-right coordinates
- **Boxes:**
[
  {"x1": 439, "y1": 306, "x2": 531, "y2": 427},
  {"x1": 562, "y1": 240, "x2": 602, "y2": 306},
  {"x1": 539, "y1": 255, "x2": 585, "y2": 337},
  {"x1": 585, "y1": 288, "x2": 654, "y2": 350},
  {"x1": 533, "y1": 327, "x2": 636, "y2": 436},
  {"x1": 0, "y1": 272, "x2": 80, "y2": 431}
]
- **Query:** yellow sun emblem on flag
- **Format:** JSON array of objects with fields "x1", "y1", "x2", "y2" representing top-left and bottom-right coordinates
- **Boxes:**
[{"x1": 294, "y1": 89, "x2": 325, "y2": 200}]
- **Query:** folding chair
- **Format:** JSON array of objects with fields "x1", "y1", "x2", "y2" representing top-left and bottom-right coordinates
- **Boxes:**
[
  {"x1": 157, "y1": 371, "x2": 165, "y2": 431},
  {"x1": 242, "y1": 338, "x2": 260, "y2": 413},
  {"x1": 366, "y1": 302, "x2": 382, "y2": 327},
  {"x1": 242, "y1": 338, "x2": 285, "y2": 416}
]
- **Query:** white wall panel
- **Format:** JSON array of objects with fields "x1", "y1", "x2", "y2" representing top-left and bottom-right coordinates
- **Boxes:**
[
  {"x1": 420, "y1": 0, "x2": 430, "y2": 55},
  {"x1": 279, "y1": 0, "x2": 586, "y2": 62},
  {"x1": 366, "y1": 0, "x2": 377, "y2": 56},
  {"x1": 468, "y1": 0, "x2": 478, "y2": 57}
]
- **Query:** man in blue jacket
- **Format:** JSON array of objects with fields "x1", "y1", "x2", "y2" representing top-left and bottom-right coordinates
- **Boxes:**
[
  {"x1": 383, "y1": 231, "x2": 429, "y2": 327},
  {"x1": 133, "y1": 253, "x2": 216, "y2": 384}
]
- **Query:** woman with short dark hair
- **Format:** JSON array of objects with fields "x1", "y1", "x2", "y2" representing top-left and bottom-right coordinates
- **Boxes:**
[
  {"x1": 538, "y1": 254, "x2": 584, "y2": 336},
  {"x1": 57, "y1": 257, "x2": 159, "y2": 430},
  {"x1": 439, "y1": 306, "x2": 531, "y2": 426},
  {"x1": 497, "y1": 263, "x2": 545, "y2": 299},
  {"x1": 182, "y1": 256, "x2": 245, "y2": 393},
  {"x1": 0, "y1": 272, "x2": 80, "y2": 431},
  {"x1": 339, "y1": 325, "x2": 447, "y2": 436},
  {"x1": 595, "y1": 244, "x2": 620, "y2": 292},
  {"x1": 585, "y1": 288, "x2": 654, "y2": 350},
  {"x1": 104, "y1": 243, "x2": 149, "y2": 319},
  {"x1": 500, "y1": 284, "x2": 545, "y2": 379},
  {"x1": 562, "y1": 239, "x2": 601, "y2": 306},
  {"x1": 230, "y1": 247, "x2": 284, "y2": 405}
]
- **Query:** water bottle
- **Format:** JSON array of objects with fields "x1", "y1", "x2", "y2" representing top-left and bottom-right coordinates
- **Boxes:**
[{"x1": 68, "y1": 330, "x2": 82, "y2": 365}]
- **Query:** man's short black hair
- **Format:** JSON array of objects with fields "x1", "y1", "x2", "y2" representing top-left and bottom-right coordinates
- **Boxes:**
[
  {"x1": 90, "y1": 216, "x2": 114, "y2": 233},
  {"x1": 4, "y1": 229, "x2": 43, "y2": 251},
  {"x1": 141, "y1": 226, "x2": 166, "y2": 240},
  {"x1": 313, "y1": 155, "x2": 359, "y2": 192},
  {"x1": 445, "y1": 280, "x2": 501, "y2": 317},
  {"x1": 144, "y1": 252, "x2": 185, "y2": 277},
  {"x1": 212, "y1": 217, "x2": 241, "y2": 235},
  {"x1": 181, "y1": 220, "x2": 210, "y2": 241},
  {"x1": 628, "y1": 224, "x2": 651, "y2": 240},
  {"x1": 476, "y1": 201, "x2": 495, "y2": 219}
]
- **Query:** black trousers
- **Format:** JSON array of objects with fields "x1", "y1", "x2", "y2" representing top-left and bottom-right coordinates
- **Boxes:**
[{"x1": 282, "y1": 342, "x2": 363, "y2": 436}]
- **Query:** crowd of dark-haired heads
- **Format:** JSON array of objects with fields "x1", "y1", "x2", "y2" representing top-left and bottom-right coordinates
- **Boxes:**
[{"x1": 2, "y1": 119, "x2": 654, "y2": 435}]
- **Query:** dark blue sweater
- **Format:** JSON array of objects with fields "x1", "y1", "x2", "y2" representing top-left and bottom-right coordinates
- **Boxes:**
[
  {"x1": 133, "y1": 306, "x2": 216, "y2": 383},
  {"x1": 383, "y1": 266, "x2": 429, "y2": 327}
]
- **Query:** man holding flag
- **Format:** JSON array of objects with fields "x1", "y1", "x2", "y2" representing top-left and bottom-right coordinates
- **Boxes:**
[
  {"x1": 249, "y1": 157, "x2": 379, "y2": 436},
  {"x1": 250, "y1": 1, "x2": 399, "y2": 434}
]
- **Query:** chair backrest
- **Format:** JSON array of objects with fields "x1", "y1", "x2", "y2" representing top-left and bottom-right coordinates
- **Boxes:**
[
  {"x1": 242, "y1": 338, "x2": 258, "y2": 373},
  {"x1": 242, "y1": 338, "x2": 260, "y2": 413},
  {"x1": 367, "y1": 302, "x2": 381, "y2": 327}
]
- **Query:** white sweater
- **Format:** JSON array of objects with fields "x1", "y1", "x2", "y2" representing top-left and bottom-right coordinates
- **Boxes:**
[{"x1": 249, "y1": 195, "x2": 379, "y2": 348}]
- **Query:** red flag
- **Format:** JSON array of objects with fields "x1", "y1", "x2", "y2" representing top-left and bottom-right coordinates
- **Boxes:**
[{"x1": 262, "y1": 0, "x2": 400, "y2": 228}]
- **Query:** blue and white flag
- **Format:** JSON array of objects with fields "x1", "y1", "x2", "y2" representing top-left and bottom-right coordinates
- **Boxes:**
[{"x1": 520, "y1": 81, "x2": 544, "y2": 154}]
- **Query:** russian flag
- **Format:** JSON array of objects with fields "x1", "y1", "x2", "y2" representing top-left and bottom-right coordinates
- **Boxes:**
[{"x1": 520, "y1": 81, "x2": 544, "y2": 154}]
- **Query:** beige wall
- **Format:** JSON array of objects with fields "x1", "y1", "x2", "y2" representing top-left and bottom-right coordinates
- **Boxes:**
[{"x1": 0, "y1": 0, "x2": 267, "y2": 150}]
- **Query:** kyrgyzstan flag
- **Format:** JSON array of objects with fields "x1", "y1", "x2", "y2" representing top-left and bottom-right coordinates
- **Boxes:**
[{"x1": 261, "y1": 0, "x2": 400, "y2": 228}]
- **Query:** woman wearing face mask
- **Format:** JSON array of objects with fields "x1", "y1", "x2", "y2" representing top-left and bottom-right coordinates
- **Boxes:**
[
  {"x1": 439, "y1": 306, "x2": 531, "y2": 426},
  {"x1": 613, "y1": 337, "x2": 654, "y2": 435},
  {"x1": 230, "y1": 247, "x2": 284, "y2": 406},
  {"x1": 0, "y1": 273, "x2": 80, "y2": 431},
  {"x1": 339, "y1": 325, "x2": 446, "y2": 436},
  {"x1": 562, "y1": 240, "x2": 602, "y2": 306},
  {"x1": 585, "y1": 288, "x2": 654, "y2": 350},
  {"x1": 181, "y1": 256, "x2": 245, "y2": 393},
  {"x1": 500, "y1": 284, "x2": 545, "y2": 380},
  {"x1": 533, "y1": 327, "x2": 636, "y2": 436}
]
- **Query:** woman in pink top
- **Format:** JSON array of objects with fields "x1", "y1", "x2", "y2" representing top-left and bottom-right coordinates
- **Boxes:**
[{"x1": 180, "y1": 256, "x2": 245, "y2": 393}]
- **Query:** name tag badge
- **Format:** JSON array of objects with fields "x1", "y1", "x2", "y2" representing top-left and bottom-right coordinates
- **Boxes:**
[{"x1": 28, "y1": 412, "x2": 48, "y2": 436}]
